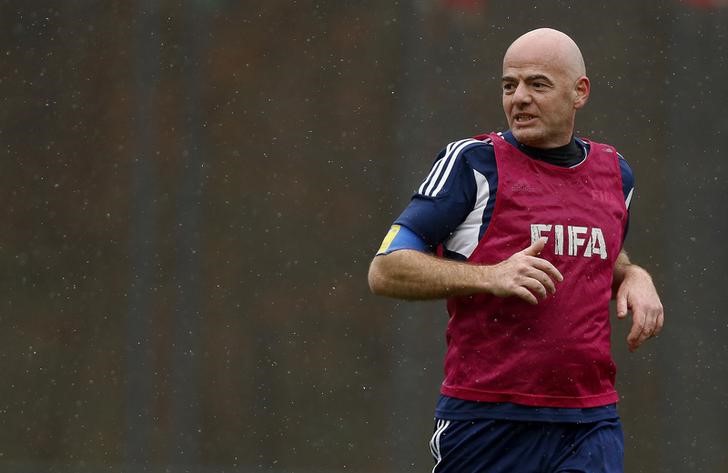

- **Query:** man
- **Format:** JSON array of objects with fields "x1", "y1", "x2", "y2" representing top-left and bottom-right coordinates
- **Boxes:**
[{"x1": 368, "y1": 28, "x2": 664, "y2": 473}]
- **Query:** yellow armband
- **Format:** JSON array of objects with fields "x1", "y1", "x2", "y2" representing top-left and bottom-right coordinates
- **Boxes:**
[{"x1": 376, "y1": 225, "x2": 401, "y2": 255}]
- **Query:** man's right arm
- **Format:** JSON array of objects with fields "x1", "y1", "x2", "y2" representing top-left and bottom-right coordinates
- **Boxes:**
[
  {"x1": 368, "y1": 139, "x2": 561, "y2": 304},
  {"x1": 368, "y1": 237, "x2": 563, "y2": 305},
  {"x1": 368, "y1": 249, "x2": 492, "y2": 300}
]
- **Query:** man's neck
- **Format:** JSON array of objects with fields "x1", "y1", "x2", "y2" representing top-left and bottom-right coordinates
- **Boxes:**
[{"x1": 504, "y1": 131, "x2": 586, "y2": 168}]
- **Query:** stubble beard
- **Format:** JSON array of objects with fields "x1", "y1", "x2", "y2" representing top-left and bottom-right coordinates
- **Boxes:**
[{"x1": 511, "y1": 125, "x2": 547, "y2": 148}]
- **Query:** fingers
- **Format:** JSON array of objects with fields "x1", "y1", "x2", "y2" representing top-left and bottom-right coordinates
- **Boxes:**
[
  {"x1": 616, "y1": 289, "x2": 628, "y2": 319},
  {"x1": 513, "y1": 287, "x2": 539, "y2": 305},
  {"x1": 527, "y1": 256, "x2": 564, "y2": 283},
  {"x1": 507, "y1": 264, "x2": 562, "y2": 303},
  {"x1": 519, "y1": 238, "x2": 563, "y2": 286},
  {"x1": 522, "y1": 266, "x2": 557, "y2": 296},
  {"x1": 613, "y1": 265, "x2": 664, "y2": 351},
  {"x1": 491, "y1": 239, "x2": 563, "y2": 303},
  {"x1": 522, "y1": 237, "x2": 547, "y2": 257},
  {"x1": 519, "y1": 274, "x2": 549, "y2": 301},
  {"x1": 655, "y1": 310, "x2": 665, "y2": 336},
  {"x1": 511, "y1": 249, "x2": 562, "y2": 302},
  {"x1": 626, "y1": 308, "x2": 647, "y2": 352},
  {"x1": 626, "y1": 302, "x2": 664, "y2": 352}
]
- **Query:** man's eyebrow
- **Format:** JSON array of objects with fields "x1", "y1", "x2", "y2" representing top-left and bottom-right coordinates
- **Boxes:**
[
  {"x1": 501, "y1": 74, "x2": 554, "y2": 83},
  {"x1": 526, "y1": 74, "x2": 553, "y2": 83}
]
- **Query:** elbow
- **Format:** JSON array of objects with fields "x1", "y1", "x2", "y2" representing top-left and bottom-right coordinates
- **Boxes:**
[
  {"x1": 369, "y1": 254, "x2": 403, "y2": 296},
  {"x1": 368, "y1": 251, "x2": 418, "y2": 299},
  {"x1": 368, "y1": 257, "x2": 388, "y2": 295}
]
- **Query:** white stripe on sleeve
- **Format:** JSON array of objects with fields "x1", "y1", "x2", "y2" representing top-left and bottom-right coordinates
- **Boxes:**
[
  {"x1": 418, "y1": 141, "x2": 457, "y2": 195},
  {"x1": 444, "y1": 169, "x2": 491, "y2": 258},
  {"x1": 419, "y1": 139, "x2": 477, "y2": 197},
  {"x1": 429, "y1": 139, "x2": 478, "y2": 197}
]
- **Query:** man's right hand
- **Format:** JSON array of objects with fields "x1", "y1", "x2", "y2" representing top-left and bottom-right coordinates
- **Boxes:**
[{"x1": 484, "y1": 237, "x2": 563, "y2": 305}]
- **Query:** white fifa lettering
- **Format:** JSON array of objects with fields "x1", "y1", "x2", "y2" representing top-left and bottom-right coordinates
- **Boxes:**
[
  {"x1": 568, "y1": 226, "x2": 588, "y2": 256},
  {"x1": 590, "y1": 227, "x2": 608, "y2": 259},
  {"x1": 554, "y1": 225, "x2": 564, "y2": 255},
  {"x1": 530, "y1": 224, "x2": 552, "y2": 244},
  {"x1": 531, "y1": 224, "x2": 608, "y2": 259}
]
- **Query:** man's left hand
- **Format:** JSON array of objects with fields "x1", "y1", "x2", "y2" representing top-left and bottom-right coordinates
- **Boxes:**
[{"x1": 615, "y1": 265, "x2": 664, "y2": 352}]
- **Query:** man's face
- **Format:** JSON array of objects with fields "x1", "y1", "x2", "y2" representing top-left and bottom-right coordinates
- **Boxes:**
[{"x1": 501, "y1": 53, "x2": 583, "y2": 148}]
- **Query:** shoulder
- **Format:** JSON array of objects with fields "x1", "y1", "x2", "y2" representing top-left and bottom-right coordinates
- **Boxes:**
[
  {"x1": 417, "y1": 137, "x2": 495, "y2": 198},
  {"x1": 579, "y1": 138, "x2": 635, "y2": 202},
  {"x1": 394, "y1": 136, "x2": 499, "y2": 247},
  {"x1": 579, "y1": 137, "x2": 633, "y2": 180},
  {"x1": 441, "y1": 136, "x2": 494, "y2": 163},
  {"x1": 608, "y1": 148, "x2": 634, "y2": 189},
  {"x1": 616, "y1": 152, "x2": 633, "y2": 172},
  {"x1": 616, "y1": 152, "x2": 635, "y2": 204},
  {"x1": 442, "y1": 135, "x2": 497, "y2": 159}
]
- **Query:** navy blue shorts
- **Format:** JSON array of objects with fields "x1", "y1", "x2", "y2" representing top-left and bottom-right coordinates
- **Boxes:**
[{"x1": 429, "y1": 417, "x2": 624, "y2": 473}]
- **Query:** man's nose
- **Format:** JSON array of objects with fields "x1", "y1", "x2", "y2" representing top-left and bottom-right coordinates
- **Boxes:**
[{"x1": 513, "y1": 83, "x2": 532, "y2": 104}]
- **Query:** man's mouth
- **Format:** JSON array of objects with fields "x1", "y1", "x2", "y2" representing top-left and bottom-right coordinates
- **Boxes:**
[{"x1": 514, "y1": 113, "x2": 536, "y2": 123}]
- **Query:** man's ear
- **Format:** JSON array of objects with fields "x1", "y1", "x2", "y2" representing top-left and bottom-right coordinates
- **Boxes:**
[{"x1": 574, "y1": 76, "x2": 590, "y2": 109}]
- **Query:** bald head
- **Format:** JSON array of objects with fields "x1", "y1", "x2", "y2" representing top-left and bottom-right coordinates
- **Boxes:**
[
  {"x1": 504, "y1": 28, "x2": 586, "y2": 80},
  {"x1": 500, "y1": 28, "x2": 591, "y2": 148}
]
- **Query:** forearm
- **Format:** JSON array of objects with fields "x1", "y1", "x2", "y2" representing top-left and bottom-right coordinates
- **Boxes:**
[
  {"x1": 368, "y1": 249, "x2": 492, "y2": 300},
  {"x1": 612, "y1": 250, "x2": 631, "y2": 290}
]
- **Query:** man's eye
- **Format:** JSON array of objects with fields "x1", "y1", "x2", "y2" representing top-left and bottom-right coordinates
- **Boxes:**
[{"x1": 503, "y1": 83, "x2": 515, "y2": 92}]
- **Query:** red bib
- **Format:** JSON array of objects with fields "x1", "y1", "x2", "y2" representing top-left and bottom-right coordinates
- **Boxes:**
[{"x1": 441, "y1": 133, "x2": 628, "y2": 408}]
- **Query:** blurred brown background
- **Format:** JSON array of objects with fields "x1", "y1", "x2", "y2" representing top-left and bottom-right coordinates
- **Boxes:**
[{"x1": 1, "y1": 0, "x2": 727, "y2": 471}]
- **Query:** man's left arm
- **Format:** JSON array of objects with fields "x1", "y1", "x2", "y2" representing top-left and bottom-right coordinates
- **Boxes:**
[{"x1": 612, "y1": 250, "x2": 664, "y2": 352}]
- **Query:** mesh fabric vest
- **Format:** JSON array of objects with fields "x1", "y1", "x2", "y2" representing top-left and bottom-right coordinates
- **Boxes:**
[{"x1": 441, "y1": 133, "x2": 628, "y2": 408}]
